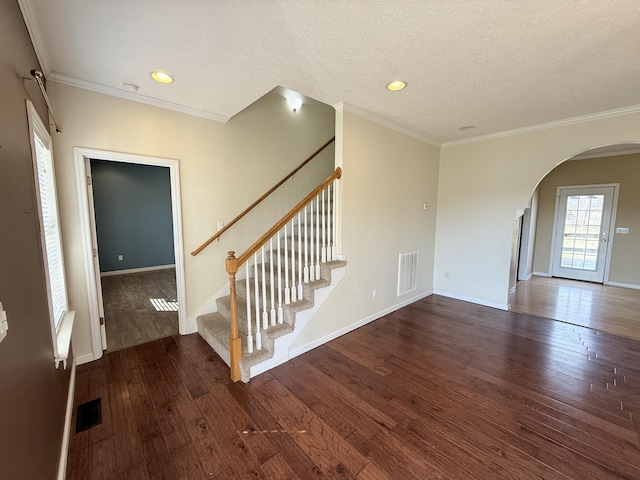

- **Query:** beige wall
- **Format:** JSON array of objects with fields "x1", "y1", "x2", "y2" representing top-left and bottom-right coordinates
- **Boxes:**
[
  {"x1": 533, "y1": 154, "x2": 640, "y2": 285},
  {"x1": 292, "y1": 110, "x2": 440, "y2": 350},
  {"x1": 49, "y1": 83, "x2": 335, "y2": 359},
  {"x1": 435, "y1": 112, "x2": 640, "y2": 308},
  {"x1": 0, "y1": 0, "x2": 72, "y2": 477}
]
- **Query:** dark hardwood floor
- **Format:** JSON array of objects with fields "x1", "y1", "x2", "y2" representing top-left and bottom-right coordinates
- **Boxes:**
[
  {"x1": 67, "y1": 295, "x2": 640, "y2": 479},
  {"x1": 102, "y1": 268, "x2": 179, "y2": 352}
]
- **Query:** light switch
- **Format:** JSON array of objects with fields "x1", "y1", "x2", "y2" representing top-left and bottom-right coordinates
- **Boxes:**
[
  {"x1": 616, "y1": 227, "x2": 630, "y2": 234},
  {"x1": 0, "y1": 302, "x2": 8, "y2": 343}
]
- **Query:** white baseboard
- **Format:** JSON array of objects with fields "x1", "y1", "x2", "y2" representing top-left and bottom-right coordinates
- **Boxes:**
[
  {"x1": 432, "y1": 290, "x2": 509, "y2": 311},
  {"x1": 605, "y1": 281, "x2": 640, "y2": 290},
  {"x1": 532, "y1": 271, "x2": 552, "y2": 278},
  {"x1": 289, "y1": 290, "x2": 433, "y2": 359},
  {"x1": 185, "y1": 316, "x2": 198, "y2": 334},
  {"x1": 74, "y1": 352, "x2": 96, "y2": 365},
  {"x1": 100, "y1": 264, "x2": 176, "y2": 277},
  {"x1": 518, "y1": 272, "x2": 534, "y2": 281},
  {"x1": 57, "y1": 359, "x2": 76, "y2": 480}
]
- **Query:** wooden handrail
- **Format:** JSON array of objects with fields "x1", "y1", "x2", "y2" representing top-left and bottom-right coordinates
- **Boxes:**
[
  {"x1": 236, "y1": 167, "x2": 342, "y2": 267},
  {"x1": 191, "y1": 136, "x2": 336, "y2": 256}
]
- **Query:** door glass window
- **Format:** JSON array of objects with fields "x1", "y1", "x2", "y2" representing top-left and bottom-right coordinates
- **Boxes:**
[{"x1": 560, "y1": 194, "x2": 604, "y2": 271}]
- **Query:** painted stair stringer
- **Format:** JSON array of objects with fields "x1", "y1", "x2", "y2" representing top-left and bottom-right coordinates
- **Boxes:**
[{"x1": 196, "y1": 260, "x2": 346, "y2": 382}]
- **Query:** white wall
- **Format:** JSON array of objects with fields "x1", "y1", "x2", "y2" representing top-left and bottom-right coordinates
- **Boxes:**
[
  {"x1": 49, "y1": 83, "x2": 335, "y2": 359},
  {"x1": 434, "y1": 111, "x2": 640, "y2": 308},
  {"x1": 292, "y1": 110, "x2": 440, "y2": 351}
]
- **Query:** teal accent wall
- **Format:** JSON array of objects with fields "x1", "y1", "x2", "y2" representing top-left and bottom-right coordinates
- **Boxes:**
[{"x1": 91, "y1": 160, "x2": 175, "y2": 272}]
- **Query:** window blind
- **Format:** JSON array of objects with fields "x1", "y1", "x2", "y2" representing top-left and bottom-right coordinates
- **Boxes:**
[{"x1": 33, "y1": 117, "x2": 68, "y2": 329}]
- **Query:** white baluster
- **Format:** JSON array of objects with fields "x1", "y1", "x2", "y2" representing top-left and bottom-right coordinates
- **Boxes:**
[
  {"x1": 284, "y1": 224, "x2": 290, "y2": 305},
  {"x1": 321, "y1": 187, "x2": 327, "y2": 263},
  {"x1": 327, "y1": 184, "x2": 334, "y2": 262},
  {"x1": 261, "y1": 246, "x2": 268, "y2": 330},
  {"x1": 331, "y1": 181, "x2": 337, "y2": 261},
  {"x1": 253, "y1": 254, "x2": 261, "y2": 350},
  {"x1": 309, "y1": 198, "x2": 315, "y2": 281},
  {"x1": 291, "y1": 219, "x2": 297, "y2": 302},
  {"x1": 245, "y1": 262, "x2": 253, "y2": 354},
  {"x1": 303, "y1": 205, "x2": 309, "y2": 283},
  {"x1": 269, "y1": 237, "x2": 276, "y2": 326},
  {"x1": 277, "y1": 231, "x2": 283, "y2": 324},
  {"x1": 297, "y1": 211, "x2": 303, "y2": 299},
  {"x1": 326, "y1": 184, "x2": 332, "y2": 262},
  {"x1": 315, "y1": 194, "x2": 321, "y2": 279}
]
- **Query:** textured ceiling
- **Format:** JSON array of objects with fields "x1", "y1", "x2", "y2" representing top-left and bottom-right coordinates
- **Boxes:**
[{"x1": 19, "y1": 0, "x2": 640, "y2": 143}]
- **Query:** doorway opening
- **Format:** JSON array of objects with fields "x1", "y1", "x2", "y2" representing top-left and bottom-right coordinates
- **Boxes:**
[
  {"x1": 90, "y1": 159, "x2": 179, "y2": 351},
  {"x1": 74, "y1": 148, "x2": 186, "y2": 361},
  {"x1": 510, "y1": 143, "x2": 640, "y2": 338}
]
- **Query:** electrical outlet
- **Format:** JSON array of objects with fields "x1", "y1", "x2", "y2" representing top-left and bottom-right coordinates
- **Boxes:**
[
  {"x1": 470, "y1": 276, "x2": 477, "y2": 284},
  {"x1": 444, "y1": 272, "x2": 451, "y2": 280},
  {"x1": 372, "y1": 288, "x2": 377, "y2": 298},
  {"x1": 118, "y1": 254, "x2": 123, "y2": 261},
  {"x1": 217, "y1": 221, "x2": 224, "y2": 231}
]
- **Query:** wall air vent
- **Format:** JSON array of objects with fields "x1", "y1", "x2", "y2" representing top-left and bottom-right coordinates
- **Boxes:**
[{"x1": 397, "y1": 251, "x2": 418, "y2": 296}]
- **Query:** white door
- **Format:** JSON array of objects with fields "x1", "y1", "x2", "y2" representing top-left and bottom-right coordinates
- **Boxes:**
[
  {"x1": 86, "y1": 160, "x2": 107, "y2": 350},
  {"x1": 551, "y1": 185, "x2": 616, "y2": 283}
]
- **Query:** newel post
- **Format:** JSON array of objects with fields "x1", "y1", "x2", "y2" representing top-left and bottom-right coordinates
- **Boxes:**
[{"x1": 226, "y1": 251, "x2": 242, "y2": 382}]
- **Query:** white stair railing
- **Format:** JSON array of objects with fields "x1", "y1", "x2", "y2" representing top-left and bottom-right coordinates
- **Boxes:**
[{"x1": 224, "y1": 167, "x2": 341, "y2": 382}]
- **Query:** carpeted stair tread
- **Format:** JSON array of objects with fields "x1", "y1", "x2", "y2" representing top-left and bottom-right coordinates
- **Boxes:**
[{"x1": 196, "y1": 259, "x2": 346, "y2": 382}]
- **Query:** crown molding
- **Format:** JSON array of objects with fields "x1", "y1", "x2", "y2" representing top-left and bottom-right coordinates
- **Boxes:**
[
  {"x1": 334, "y1": 102, "x2": 441, "y2": 147},
  {"x1": 49, "y1": 73, "x2": 230, "y2": 123},
  {"x1": 17, "y1": 0, "x2": 51, "y2": 73},
  {"x1": 443, "y1": 104, "x2": 640, "y2": 148},
  {"x1": 568, "y1": 144, "x2": 640, "y2": 161}
]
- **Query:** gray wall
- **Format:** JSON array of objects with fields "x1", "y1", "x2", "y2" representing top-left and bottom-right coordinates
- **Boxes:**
[
  {"x1": 91, "y1": 160, "x2": 175, "y2": 272},
  {"x1": 0, "y1": 0, "x2": 72, "y2": 477},
  {"x1": 533, "y1": 154, "x2": 640, "y2": 286}
]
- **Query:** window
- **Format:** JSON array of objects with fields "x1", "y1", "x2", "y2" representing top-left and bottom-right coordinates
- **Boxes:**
[{"x1": 27, "y1": 100, "x2": 74, "y2": 368}]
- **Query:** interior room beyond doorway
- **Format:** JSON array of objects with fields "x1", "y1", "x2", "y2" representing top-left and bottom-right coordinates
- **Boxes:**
[{"x1": 102, "y1": 267, "x2": 179, "y2": 351}]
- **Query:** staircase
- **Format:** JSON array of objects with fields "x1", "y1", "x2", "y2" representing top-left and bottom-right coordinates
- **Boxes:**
[
  {"x1": 196, "y1": 254, "x2": 345, "y2": 382},
  {"x1": 193, "y1": 164, "x2": 343, "y2": 382}
]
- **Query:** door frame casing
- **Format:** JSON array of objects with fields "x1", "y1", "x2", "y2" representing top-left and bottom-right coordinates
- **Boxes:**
[
  {"x1": 549, "y1": 182, "x2": 619, "y2": 284},
  {"x1": 74, "y1": 147, "x2": 187, "y2": 362}
]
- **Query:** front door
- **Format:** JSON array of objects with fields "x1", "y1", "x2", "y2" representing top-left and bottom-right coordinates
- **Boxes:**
[{"x1": 551, "y1": 185, "x2": 617, "y2": 283}]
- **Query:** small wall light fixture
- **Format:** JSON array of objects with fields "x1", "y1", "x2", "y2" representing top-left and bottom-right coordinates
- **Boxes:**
[{"x1": 287, "y1": 97, "x2": 303, "y2": 112}]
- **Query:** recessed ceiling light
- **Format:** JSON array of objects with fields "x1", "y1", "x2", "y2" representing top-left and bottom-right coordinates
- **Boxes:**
[
  {"x1": 459, "y1": 125, "x2": 476, "y2": 131},
  {"x1": 150, "y1": 71, "x2": 174, "y2": 84},
  {"x1": 386, "y1": 80, "x2": 407, "y2": 91}
]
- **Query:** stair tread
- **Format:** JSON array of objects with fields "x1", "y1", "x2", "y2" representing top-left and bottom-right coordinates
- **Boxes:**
[{"x1": 197, "y1": 257, "x2": 346, "y2": 382}]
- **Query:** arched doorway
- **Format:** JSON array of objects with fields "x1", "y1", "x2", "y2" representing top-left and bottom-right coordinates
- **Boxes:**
[{"x1": 510, "y1": 143, "x2": 640, "y2": 339}]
